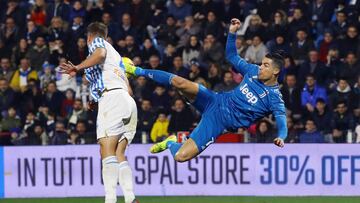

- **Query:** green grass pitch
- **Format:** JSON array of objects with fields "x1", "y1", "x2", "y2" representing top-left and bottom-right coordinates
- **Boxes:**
[{"x1": 1, "y1": 196, "x2": 360, "y2": 203}]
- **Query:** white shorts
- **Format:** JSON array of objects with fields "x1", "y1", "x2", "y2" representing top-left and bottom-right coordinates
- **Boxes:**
[{"x1": 96, "y1": 89, "x2": 137, "y2": 144}]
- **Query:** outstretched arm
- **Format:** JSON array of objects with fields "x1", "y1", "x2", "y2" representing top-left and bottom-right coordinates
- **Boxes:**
[
  {"x1": 60, "y1": 38, "x2": 106, "y2": 75},
  {"x1": 226, "y1": 18, "x2": 258, "y2": 75},
  {"x1": 274, "y1": 115, "x2": 287, "y2": 147}
]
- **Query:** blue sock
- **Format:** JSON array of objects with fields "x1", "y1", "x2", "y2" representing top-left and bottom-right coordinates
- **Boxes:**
[
  {"x1": 167, "y1": 141, "x2": 182, "y2": 158},
  {"x1": 136, "y1": 67, "x2": 175, "y2": 87}
]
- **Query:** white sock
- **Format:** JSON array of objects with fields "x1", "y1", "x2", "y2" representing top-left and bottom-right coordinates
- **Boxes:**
[
  {"x1": 102, "y1": 156, "x2": 119, "y2": 203},
  {"x1": 118, "y1": 161, "x2": 135, "y2": 203}
]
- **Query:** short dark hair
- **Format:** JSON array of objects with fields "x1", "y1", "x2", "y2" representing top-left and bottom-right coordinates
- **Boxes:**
[
  {"x1": 87, "y1": 22, "x2": 108, "y2": 38},
  {"x1": 265, "y1": 51, "x2": 285, "y2": 70}
]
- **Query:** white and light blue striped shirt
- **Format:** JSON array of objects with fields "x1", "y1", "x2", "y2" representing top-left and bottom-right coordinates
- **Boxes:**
[{"x1": 85, "y1": 37, "x2": 128, "y2": 101}]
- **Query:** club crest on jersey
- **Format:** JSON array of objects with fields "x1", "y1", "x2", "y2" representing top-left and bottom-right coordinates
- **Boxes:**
[{"x1": 239, "y1": 83, "x2": 258, "y2": 104}]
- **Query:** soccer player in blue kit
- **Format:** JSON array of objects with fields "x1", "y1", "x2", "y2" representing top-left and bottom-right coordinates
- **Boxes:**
[{"x1": 124, "y1": 18, "x2": 287, "y2": 162}]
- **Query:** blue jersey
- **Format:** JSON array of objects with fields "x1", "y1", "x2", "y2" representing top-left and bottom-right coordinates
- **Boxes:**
[{"x1": 223, "y1": 33, "x2": 287, "y2": 139}]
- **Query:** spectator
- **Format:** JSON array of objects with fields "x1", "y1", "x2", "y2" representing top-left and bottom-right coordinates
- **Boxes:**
[
  {"x1": 281, "y1": 74, "x2": 302, "y2": 118},
  {"x1": 298, "y1": 50, "x2": 327, "y2": 87},
  {"x1": 0, "y1": 57, "x2": 14, "y2": 82},
  {"x1": 11, "y1": 38, "x2": 28, "y2": 66},
  {"x1": 48, "y1": 39, "x2": 64, "y2": 65},
  {"x1": 235, "y1": 36, "x2": 248, "y2": 58},
  {"x1": 285, "y1": 117, "x2": 299, "y2": 143},
  {"x1": 330, "y1": 10, "x2": 348, "y2": 39},
  {"x1": 203, "y1": 11, "x2": 224, "y2": 41},
  {"x1": 67, "y1": 99, "x2": 87, "y2": 129},
  {"x1": 312, "y1": 98, "x2": 332, "y2": 142},
  {"x1": 10, "y1": 58, "x2": 38, "y2": 92},
  {"x1": 0, "y1": 17, "x2": 20, "y2": 51},
  {"x1": 24, "y1": 20, "x2": 42, "y2": 45},
  {"x1": 308, "y1": 0, "x2": 334, "y2": 36},
  {"x1": 267, "y1": 10, "x2": 289, "y2": 41},
  {"x1": 214, "y1": 71, "x2": 237, "y2": 92},
  {"x1": 168, "y1": 99, "x2": 194, "y2": 133},
  {"x1": 188, "y1": 59, "x2": 205, "y2": 82},
  {"x1": 76, "y1": 120, "x2": 95, "y2": 144},
  {"x1": 67, "y1": 130, "x2": 85, "y2": 145},
  {"x1": 318, "y1": 31, "x2": 337, "y2": 63},
  {"x1": 42, "y1": 81, "x2": 64, "y2": 116},
  {"x1": 170, "y1": 56, "x2": 189, "y2": 79},
  {"x1": 255, "y1": 120, "x2": 274, "y2": 143},
  {"x1": 119, "y1": 35, "x2": 140, "y2": 59},
  {"x1": 69, "y1": 1, "x2": 86, "y2": 23},
  {"x1": 19, "y1": 79, "x2": 42, "y2": 117},
  {"x1": 207, "y1": 63, "x2": 222, "y2": 89},
  {"x1": 39, "y1": 62, "x2": 55, "y2": 89},
  {"x1": 267, "y1": 34, "x2": 291, "y2": 54},
  {"x1": 301, "y1": 74, "x2": 327, "y2": 114},
  {"x1": 151, "y1": 85, "x2": 170, "y2": 111},
  {"x1": 26, "y1": 36, "x2": 50, "y2": 71},
  {"x1": 141, "y1": 39, "x2": 160, "y2": 63},
  {"x1": 61, "y1": 89, "x2": 75, "y2": 117},
  {"x1": 32, "y1": 124, "x2": 48, "y2": 145},
  {"x1": 47, "y1": 16, "x2": 67, "y2": 42},
  {"x1": 339, "y1": 52, "x2": 360, "y2": 86},
  {"x1": 66, "y1": 15, "x2": 85, "y2": 49},
  {"x1": 55, "y1": 57, "x2": 77, "y2": 92},
  {"x1": 331, "y1": 101, "x2": 355, "y2": 143},
  {"x1": 329, "y1": 78, "x2": 355, "y2": 111},
  {"x1": 30, "y1": 0, "x2": 47, "y2": 26},
  {"x1": 244, "y1": 14, "x2": 267, "y2": 42},
  {"x1": 245, "y1": 35, "x2": 268, "y2": 64},
  {"x1": 163, "y1": 43, "x2": 178, "y2": 68},
  {"x1": 132, "y1": 76, "x2": 152, "y2": 103},
  {"x1": 338, "y1": 25, "x2": 359, "y2": 58},
  {"x1": 129, "y1": 0, "x2": 151, "y2": 32},
  {"x1": 156, "y1": 15, "x2": 179, "y2": 46},
  {"x1": 45, "y1": 0, "x2": 71, "y2": 24},
  {"x1": 353, "y1": 76, "x2": 360, "y2": 119},
  {"x1": 2, "y1": 0, "x2": 27, "y2": 29},
  {"x1": 150, "y1": 111, "x2": 169, "y2": 143},
  {"x1": 200, "y1": 34, "x2": 224, "y2": 64},
  {"x1": 135, "y1": 99, "x2": 155, "y2": 143},
  {"x1": 167, "y1": 0, "x2": 192, "y2": 21},
  {"x1": 299, "y1": 119, "x2": 324, "y2": 143},
  {"x1": 288, "y1": 8, "x2": 310, "y2": 40},
  {"x1": 175, "y1": 15, "x2": 201, "y2": 49},
  {"x1": 0, "y1": 107, "x2": 21, "y2": 132},
  {"x1": 101, "y1": 12, "x2": 120, "y2": 42},
  {"x1": 0, "y1": 78, "x2": 15, "y2": 115},
  {"x1": 290, "y1": 29, "x2": 315, "y2": 65},
  {"x1": 118, "y1": 13, "x2": 139, "y2": 42},
  {"x1": 218, "y1": 0, "x2": 241, "y2": 24},
  {"x1": 182, "y1": 35, "x2": 201, "y2": 68},
  {"x1": 50, "y1": 121, "x2": 68, "y2": 145},
  {"x1": 68, "y1": 37, "x2": 88, "y2": 65}
]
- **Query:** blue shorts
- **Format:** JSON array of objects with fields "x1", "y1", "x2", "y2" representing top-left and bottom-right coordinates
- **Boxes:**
[{"x1": 190, "y1": 85, "x2": 226, "y2": 152}]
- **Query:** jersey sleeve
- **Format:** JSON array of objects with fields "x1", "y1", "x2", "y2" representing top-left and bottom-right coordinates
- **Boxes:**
[
  {"x1": 270, "y1": 90, "x2": 288, "y2": 140},
  {"x1": 225, "y1": 33, "x2": 259, "y2": 76},
  {"x1": 89, "y1": 37, "x2": 105, "y2": 53}
]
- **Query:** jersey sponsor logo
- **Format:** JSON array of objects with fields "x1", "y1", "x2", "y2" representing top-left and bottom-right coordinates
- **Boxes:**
[{"x1": 239, "y1": 83, "x2": 258, "y2": 104}]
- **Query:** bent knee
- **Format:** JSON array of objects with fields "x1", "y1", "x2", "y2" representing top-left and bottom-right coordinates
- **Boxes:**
[
  {"x1": 174, "y1": 151, "x2": 191, "y2": 162},
  {"x1": 172, "y1": 77, "x2": 188, "y2": 89}
]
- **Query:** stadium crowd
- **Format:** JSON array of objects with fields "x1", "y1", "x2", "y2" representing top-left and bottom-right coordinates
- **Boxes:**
[{"x1": 0, "y1": 0, "x2": 359, "y2": 145}]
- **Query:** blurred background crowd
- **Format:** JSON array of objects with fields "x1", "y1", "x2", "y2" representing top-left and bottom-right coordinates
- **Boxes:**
[{"x1": 0, "y1": 0, "x2": 359, "y2": 146}]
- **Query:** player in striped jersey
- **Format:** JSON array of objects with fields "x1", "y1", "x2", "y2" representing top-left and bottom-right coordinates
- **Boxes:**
[{"x1": 60, "y1": 22, "x2": 138, "y2": 203}]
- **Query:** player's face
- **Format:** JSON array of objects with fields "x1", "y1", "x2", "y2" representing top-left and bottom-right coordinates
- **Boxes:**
[{"x1": 259, "y1": 58, "x2": 277, "y2": 81}]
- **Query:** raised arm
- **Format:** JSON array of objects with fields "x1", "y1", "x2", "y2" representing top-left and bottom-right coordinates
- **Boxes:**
[{"x1": 226, "y1": 18, "x2": 258, "y2": 75}]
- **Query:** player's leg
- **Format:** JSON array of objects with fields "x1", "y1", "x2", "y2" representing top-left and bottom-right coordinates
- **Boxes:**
[
  {"x1": 151, "y1": 104, "x2": 225, "y2": 162},
  {"x1": 115, "y1": 97, "x2": 138, "y2": 203},
  {"x1": 98, "y1": 136, "x2": 120, "y2": 203},
  {"x1": 116, "y1": 138, "x2": 137, "y2": 203},
  {"x1": 124, "y1": 63, "x2": 199, "y2": 101}
]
